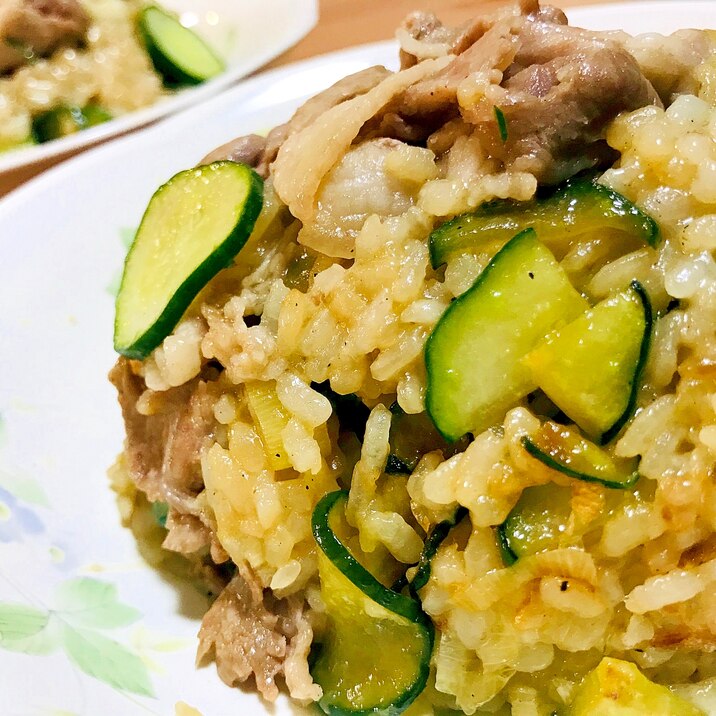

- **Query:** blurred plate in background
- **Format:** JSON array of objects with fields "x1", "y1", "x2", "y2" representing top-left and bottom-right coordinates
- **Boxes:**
[{"x1": 0, "y1": 0, "x2": 318, "y2": 178}]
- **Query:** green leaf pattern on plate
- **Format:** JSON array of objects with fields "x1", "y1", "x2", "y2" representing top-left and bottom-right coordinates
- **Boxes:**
[
  {"x1": 61, "y1": 624, "x2": 154, "y2": 697},
  {"x1": 55, "y1": 577, "x2": 142, "y2": 629},
  {"x1": 0, "y1": 603, "x2": 49, "y2": 640},
  {"x1": 0, "y1": 577, "x2": 153, "y2": 696},
  {"x1": 0, "y1": 468, "x2": 50, "y2": 507}
]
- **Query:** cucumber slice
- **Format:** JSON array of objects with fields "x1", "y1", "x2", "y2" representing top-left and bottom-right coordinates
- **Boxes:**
[
  {"x1": 523, "y1": 422, "x2": 640, "y2": 489},
  {"x1": 82, "y1": 104, "x2": 113, "y2": 127},
  {"x1": 569, "y1": 657, "x2": 705, "y2": 715},
  {"x1": 139, "y1": 6, "x2": 225, "y2": 86},
  {"x1": 524, "y1": 281, "x2": 652, "y2": 443},
  {"x1": 31, "y1": 103, "x2": 112, "y2": 143},
  {"x1": 498, "y1": 483, "x2": 573, "y2": 562},
  {"x1": 410, "y1": 507, "x2": 468, "y2": 593},
  {"x1": 114, "y1": 161, "x2": 263, "y2": 359},
  {"x1": 429, "y1": 176, "x2": 659, "y2": 268},
  {"x1": 425, "y1": 229, "x2": 588, "y2": 441},
  {"x1": 312, "y1": 491, "x2": 433, "y2": 715}
]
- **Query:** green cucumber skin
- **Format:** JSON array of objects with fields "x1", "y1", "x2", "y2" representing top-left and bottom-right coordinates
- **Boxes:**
[
  {"x1": 139, "y1": 6, "x2": 225, "y2": 86},
  {"x1": 410, "y1": 507, "x2": 468, "y2": 594},
  {"x1": 497, "y1": 524, "x2": 518, "y2": 566},
  {"x1": 600, "y1": 280, "x2": 653, "y2": 444},
  {"x1": 31, "y1": 106, "x2": 82, "y2": 142},
  {"x1": 429, "y1": 176, "x2": 660, "y2": 268},
  {"x1": 312, "y1": 490, "x2": 433, "y2": 716},
  {"x1": 521, "y1": 436, "x2": 640, "y2": 489},
  {"x1": 31, "y1": 104, "x2": 110, "y2": 143},
  {"x1": 313, "y1": 491, "x2": 430, "y2": 625},
  {"x1": 114, "y1": 162, "x2": 263, "y2": 359}
]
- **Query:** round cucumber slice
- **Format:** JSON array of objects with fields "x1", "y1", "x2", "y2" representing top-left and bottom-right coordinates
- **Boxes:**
[
  {"x1": 312, "y1": 490, "x2": 433, "y2": 715},
  {"x1": 139, "y1": 6, "x2": 226, "y2": 86},
  {"x1": 114, "y1": 161, "x2": 263, "y2": 359}
]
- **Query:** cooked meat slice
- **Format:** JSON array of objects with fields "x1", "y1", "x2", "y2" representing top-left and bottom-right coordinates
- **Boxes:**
[
  {"x1": 466, "y1": 22, "x2": 661, "y2": 183},
  {"x1": 392, "y1": 10, "x2": 660, "y2": 185},
  {"x1": 200, "y1": 134, "x2": 268, "y2": 175},
  {"x1": 202, "y1": 67, "x2": 392, "y2": 181},
  {"x1": 272, "y1": 57, "x2": 449, "y2": 223},
  {"x1": 257, "y1": 65, "x2": 392, "y2": 176},
  {"x1": 529, "y1": 4, "x2": 568, "y2": 25},
  {"x1": 398, "y1": 0, "x2": 566, "y2": 68},
  {"x1": 0, "y1": 0, "x2": 89, "y2": 73},
  {"x1": 109, "y1": 357, "x2": 215, "y2": 515},
  {"x1": 399, "y1": 17, "x2": 523, "y2": 118},
  {"x1": 163, "y1": 510, "x2": 212, "y2": 555},
  {"x1": 197, "y1": 568, "x2": 321, "y2": 702},
  {"x1": 398, "y1": 11, "x2": 461, "y2": 68}
]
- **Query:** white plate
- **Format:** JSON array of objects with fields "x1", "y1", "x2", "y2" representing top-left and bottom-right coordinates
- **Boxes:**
[
  {"x1": 0, "y1": 3, "x2": 713, "y2": 714},
  {"x1": 0, "y1": 0, "x2": 318, "y2": 176}
]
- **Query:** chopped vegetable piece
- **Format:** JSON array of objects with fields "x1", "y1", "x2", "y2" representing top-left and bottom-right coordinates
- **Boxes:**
[
  {"x1": 523, "y1": 422, "x2": 640, "y2": 489},
  {"x1": 114, "y1": 161, "x2": 263, "y2": 359},
  {"x1": 411, "y1": 507, "x2": 468, "y2": 593},
  {"x1": 31, "y1": 103, "x2": 112, "y2": 143},
  {"x1": 245, "y1": 381, "x2": 293, "y2": 470},
  {"x1": 499, "y1": 483, "x2": 573, "y2": 561},
  {"x1": 139, "y1": 5, "x2": 225, "y2": 86},
  {"x1": 524, "y1": 281, "x2": 652, "y2": 442},
  {"x1": 425, "y1": 229, "x2": 588, "y2": 441},
  {"x1": 151, "y1": 500, "x2": 169, "y2": 527},
  {"x1": 81, "y1": 103, "x2": 113, "y2": 127},
  {"x1": 429, "y1": 176, "x2": 659, "y2": 268},
  {"x1": 494, "y1": 106, "x2": 508, "y2": 142},
  {"x1": 569, "y1": 657, "x2": 705, "y2": 715},
  {"x1": 312, "y1": 491, "x2": 433, "y2": 715},
  {"x1": 386, "y1": 403, "x2": 455, "y2": 474}
]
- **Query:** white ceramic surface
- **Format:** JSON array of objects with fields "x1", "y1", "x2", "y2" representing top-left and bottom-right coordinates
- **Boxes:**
[
  {"x1": 0, "y1": 3, "x2": 714, "y2": 714},
  {"x1": 0, "y1": 0, "x2": 318, "y2": 175}
]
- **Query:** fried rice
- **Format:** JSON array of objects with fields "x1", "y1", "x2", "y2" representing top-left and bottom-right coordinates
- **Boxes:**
[{"x1": 110, "y1": 1, "x2": 716, "y2": 713}]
